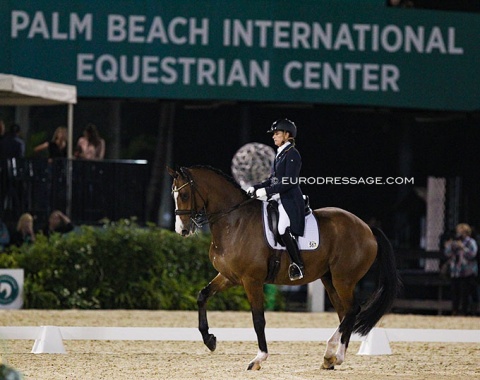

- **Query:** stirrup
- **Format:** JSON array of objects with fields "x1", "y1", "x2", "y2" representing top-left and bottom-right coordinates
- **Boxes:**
[{"x1": 288, "y1": 263, "x2": 304, "y2": 281}]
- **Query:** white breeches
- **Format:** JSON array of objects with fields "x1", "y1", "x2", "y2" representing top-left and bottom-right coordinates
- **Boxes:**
[{"x1": 277, "y1": 201, "x2": 291, "y2": 235}]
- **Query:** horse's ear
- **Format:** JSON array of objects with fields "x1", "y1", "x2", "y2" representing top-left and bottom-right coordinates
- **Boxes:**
[{"x1": 166, "y1": 166, "x2": 178, "y2": 179}]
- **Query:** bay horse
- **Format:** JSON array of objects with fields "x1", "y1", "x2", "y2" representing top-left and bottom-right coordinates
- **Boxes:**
[{"x1": 168, "y1": 165, "x2": 400, "y2": 370}]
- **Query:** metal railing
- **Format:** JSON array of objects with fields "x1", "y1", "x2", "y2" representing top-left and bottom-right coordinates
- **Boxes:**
[{"x1": 0, "y1": 158, "x2": 150, "y2": 229}]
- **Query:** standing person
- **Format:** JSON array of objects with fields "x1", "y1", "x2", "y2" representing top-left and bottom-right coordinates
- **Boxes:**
[
  {"x1": 0, "y1": 120, "x2": 6, "y2": 198},
  {"x1": 0, "y1": 119, "x2": 5, "y2": 138},
  {"x1": 1, "y1": 124, "x2": 26, "y2": 213},
  {"x1": 247, "y1": 118, "x2": 305, "y2": 281},
  {"x1": 75, "y1": 123, "x2": 105, "y2": 160},
  {"x1": 444, "y1": 223, "x2": 478, "y2": 315},
  {"x1": 33, "y1": 126, "x2": 68, "y2": 161},
  {"x1": 1, "y1": 124, "x2": 25, "y2": 158},
  {"x1": 0, "y1": 119, "x2": 5, "y2": 158},
  {"x1": 10, "y1": 212, "x2": 35, "y2": 247}
]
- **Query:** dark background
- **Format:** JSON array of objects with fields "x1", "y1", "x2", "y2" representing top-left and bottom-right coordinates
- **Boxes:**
[{"x1": 7, "y1": 99, "x2": 479, "y2": 249}]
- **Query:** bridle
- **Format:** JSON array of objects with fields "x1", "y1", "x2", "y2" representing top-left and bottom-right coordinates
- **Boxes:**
[
  {"x1": 172, "y1": 168, "x2": 208, "y2": 229},
  {"x1": 172, "y1": 167, "x2": 255, "y2": 229}
]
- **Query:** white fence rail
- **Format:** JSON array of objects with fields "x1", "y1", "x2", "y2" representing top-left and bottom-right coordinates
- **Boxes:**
[{"x1": 0, "y1": 326, "x2": 478, "y2": 355}]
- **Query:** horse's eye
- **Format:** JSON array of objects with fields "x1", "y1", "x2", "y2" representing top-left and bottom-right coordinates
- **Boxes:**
[{"x1": 180, "y1": 192, "x2": 189, "y2": 201}]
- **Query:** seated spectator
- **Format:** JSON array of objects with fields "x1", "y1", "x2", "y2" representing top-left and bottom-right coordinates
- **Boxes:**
[
  {"x1": 75, "y1": 123, "x2": 105, "y2": 160},
  {"x1": 0, "y1": 217, "x2": 10, "y2": 251},
  {"x1": 42, "y1": 210, "x2": 74, "y2": 238},
  {"x1": 34, "y1": 126, "x2": 68, "y2": 161},
  {"x1": 10, "y1": 213, "x2": 35, "y2": 246}
]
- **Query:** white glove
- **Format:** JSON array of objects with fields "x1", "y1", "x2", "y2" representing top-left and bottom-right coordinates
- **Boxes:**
[
  {"x1": 246, "y1": 186, "x2": 255, "y2": 197},
  {"x1": 255, "y1": 188, "x2": 268, "y2": 201},
  {"x1": 255, "y1": 188, "x2": 267, "y2": 198}
]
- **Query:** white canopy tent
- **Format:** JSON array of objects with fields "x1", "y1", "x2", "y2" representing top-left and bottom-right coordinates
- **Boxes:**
[
  {"x1": 0, "y1": 74, "x2": 77, "y2": 158},
  {"x1": 0, "y1": 73, "x2": 77, "y2": 215}
]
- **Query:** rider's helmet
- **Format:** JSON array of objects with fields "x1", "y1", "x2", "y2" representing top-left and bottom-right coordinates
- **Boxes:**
[{"x1": 267, "y1": 118, "x2": 297, "y2": 138}]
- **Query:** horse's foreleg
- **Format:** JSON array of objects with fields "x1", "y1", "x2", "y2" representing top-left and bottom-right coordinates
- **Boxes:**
[
  {"x1": 197, "y1": 273, "x2": 234, "y2": 351},
  {"x1": 244, "y1": 281, "x2": 269, "y2": 370},
  {"x1": 247, "y1": 310, "x2": 268, "y2": 370}
]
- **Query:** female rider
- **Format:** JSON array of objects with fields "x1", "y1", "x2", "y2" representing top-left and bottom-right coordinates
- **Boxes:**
[{"x1": 247, "y1": 119, "x2": 305, "y2": 281}]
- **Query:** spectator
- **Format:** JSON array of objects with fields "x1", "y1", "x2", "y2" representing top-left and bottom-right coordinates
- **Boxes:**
[
  {"x1": 10, "y1": 213, "x2": 35, "y2": 247},
  {"x1": 0, "y1": 119, "x2": 5, "y2": 137},
  {"x1": 1, "y1": 124, "x2": 25, "y2": 158},
  {"x1": 0, "y1": 120, "x2": 6, "y2": 196},
  {"x1": 0, "y1": 119, "x2": 5, "y2": 158},
  {"x1": 41, "y1": 210, "x2": 74, "y2": 238},
  {"x1": 75, "y1": 123, "x2": 105, "y2": 160},
  {"x1": 34, "y1": 126, "x2": 68, "y2": 161},
  {"x1": 444, "y1": 223, "x2": 478, "y2": 315},
  {"x1": 0, "y1": 217, "x2": 10, "y2": 251}
]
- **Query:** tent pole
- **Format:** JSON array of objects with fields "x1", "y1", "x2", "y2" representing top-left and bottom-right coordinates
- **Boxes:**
[{"x1": 66, "y1": 103, "x2": 74, "y2": 217}]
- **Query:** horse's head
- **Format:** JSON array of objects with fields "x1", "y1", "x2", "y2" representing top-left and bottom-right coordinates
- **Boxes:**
[{"x1": 168, "y1": 166, "x2": 207, "y2": 236}]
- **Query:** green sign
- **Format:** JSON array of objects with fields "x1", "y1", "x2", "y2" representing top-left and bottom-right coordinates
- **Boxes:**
[{"x1": 1, "y1": 1, "x2": 479, "y2": 110}]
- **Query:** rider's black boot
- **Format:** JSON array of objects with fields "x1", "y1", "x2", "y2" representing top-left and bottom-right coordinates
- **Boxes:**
[{"x1": 281, "y1": 228, "x2": 304, "y2": 281}]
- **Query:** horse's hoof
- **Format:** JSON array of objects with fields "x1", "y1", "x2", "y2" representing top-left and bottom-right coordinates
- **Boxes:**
[
  {"x1": 205, "y1": 334, "x2": 217, "y2": 351},
  {"x1": 247, "y1": 362, "x2": 261, "y2": 371},
  {"x1": 246, "y1": 351, "x2": 267, "y2": 370},
  {"x1": 322, "y1": 356, "x2": 337, "y2": 370}
]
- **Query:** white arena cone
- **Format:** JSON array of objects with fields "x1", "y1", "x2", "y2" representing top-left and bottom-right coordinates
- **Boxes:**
[
  {"x1": 357, "y1": 328, "x2": 392, "y2": 355},
  {"x1": 31, "y1": 326, "x2": 67, "y2": 354}
]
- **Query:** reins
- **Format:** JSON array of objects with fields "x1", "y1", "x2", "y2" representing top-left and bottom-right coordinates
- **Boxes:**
[
  {"x1": 172, "y1": 167, "x2": 254, "y2": 228},
  {"x1": 207, "y1": 197, "x2": 256, "y2": 225}
]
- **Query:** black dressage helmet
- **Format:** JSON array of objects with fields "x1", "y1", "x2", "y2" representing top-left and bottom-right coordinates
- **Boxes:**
[{"x1": 267, "y1": 118, "x2": 297, "y2": 138}]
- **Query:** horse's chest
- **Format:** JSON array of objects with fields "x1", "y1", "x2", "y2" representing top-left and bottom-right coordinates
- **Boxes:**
[
  {"x1": 209, "y1": 242, "x2": 225, "y2": 267},
  {"x1": 209, "y1": 242, "x2": 239, "y2": 279}
]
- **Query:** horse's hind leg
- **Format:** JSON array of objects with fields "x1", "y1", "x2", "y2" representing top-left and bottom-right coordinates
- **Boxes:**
[
  {"x1": 321, "y1": 274, "x2": 359, "y2": 369},
  {"x1": 330, "y1": 279, "x2": 360, "y2": 367},
  {"x1": 198, "y1": 273, "x2": 234, "y2": 351},
  {"x1": 321, "y1": 274, "x2": 344, "y2": 369}
]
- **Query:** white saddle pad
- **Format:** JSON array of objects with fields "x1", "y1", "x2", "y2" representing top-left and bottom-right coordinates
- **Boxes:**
[{"x1": 262, "y1": 202, "x2": 320, "y2": 250}]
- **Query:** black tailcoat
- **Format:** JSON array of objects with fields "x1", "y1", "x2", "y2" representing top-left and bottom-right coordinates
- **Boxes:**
[{"x1": 255, "y1": 144, "x2": 305, "y2": 236}]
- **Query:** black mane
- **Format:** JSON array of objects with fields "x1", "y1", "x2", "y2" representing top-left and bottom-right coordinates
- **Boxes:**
[{"x1": 188, "y1": 165, "x2": 246, "y2": 194}]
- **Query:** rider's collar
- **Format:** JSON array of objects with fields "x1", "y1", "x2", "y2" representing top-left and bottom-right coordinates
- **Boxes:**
[{"x1": 276, "y1": 141, "x2": 291, "y2": 157}]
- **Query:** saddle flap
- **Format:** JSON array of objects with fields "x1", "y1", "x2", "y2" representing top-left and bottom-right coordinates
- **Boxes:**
[
  {"x1": 266, "y1": 201, "x2": 283, "y2": 246},
  {"x1": 262, "y1": 202, "x2": 319, "y2": 251}
]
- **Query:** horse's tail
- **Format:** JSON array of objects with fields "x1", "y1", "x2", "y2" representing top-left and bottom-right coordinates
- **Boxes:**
[{"x1": 353, "y1": 226, "x2": 401, "y2": 336}]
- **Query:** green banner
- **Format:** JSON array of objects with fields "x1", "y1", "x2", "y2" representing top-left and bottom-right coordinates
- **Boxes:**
[{"x1": 1, "y1": 0, "x2": 479, "y2": 110}]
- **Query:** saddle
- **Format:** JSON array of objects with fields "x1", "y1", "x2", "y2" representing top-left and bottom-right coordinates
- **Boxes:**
[
  {"x1": 266, "y1": 196, "x2": 312, "y2": 246},
  {"x1": 263, "y1": 197, "x2": 319, "y2": 283}
]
